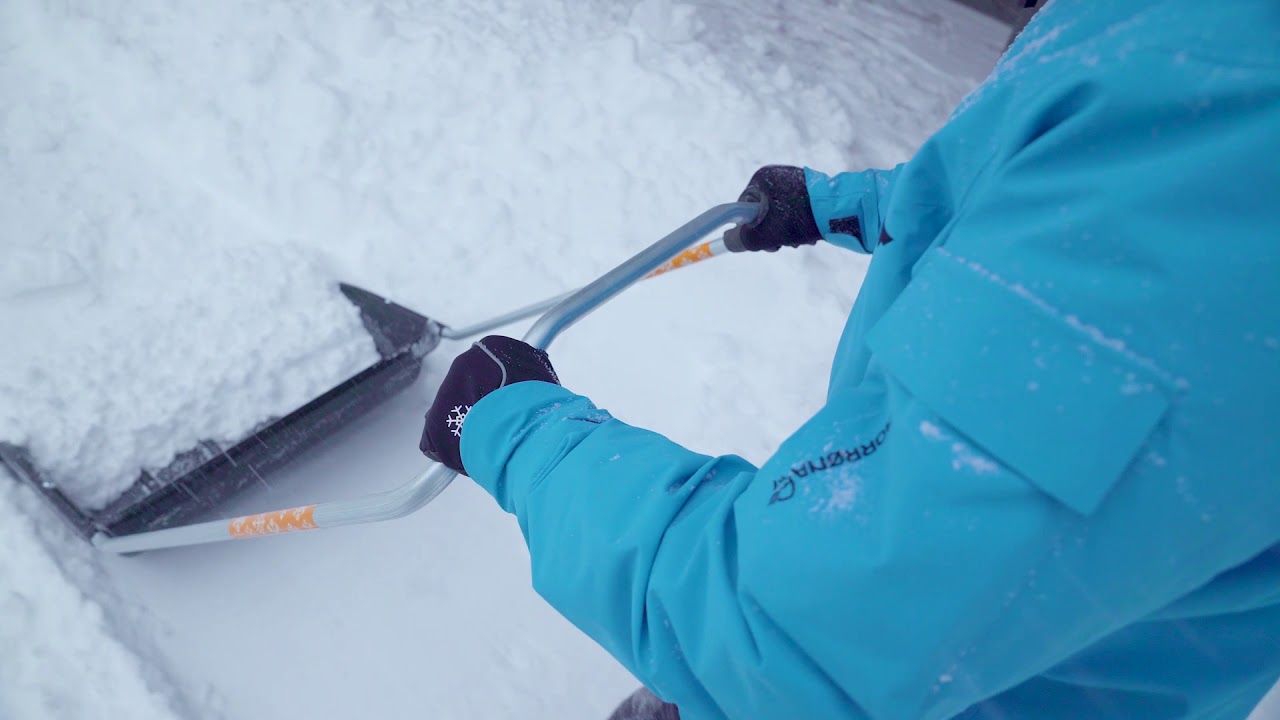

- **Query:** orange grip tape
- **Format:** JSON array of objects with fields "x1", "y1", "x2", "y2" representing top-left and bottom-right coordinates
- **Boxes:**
[
  {"x1": 644, "y1": 242, "x2": 716, "y2": 279},
  {"x1": 229, "y1": 505, "x2": 318, "y2": 538}
]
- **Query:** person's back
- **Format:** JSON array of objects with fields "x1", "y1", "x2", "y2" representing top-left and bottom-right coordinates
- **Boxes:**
[{"x1": 422, "y1": 1, "x2": 1280, "y2": 717}]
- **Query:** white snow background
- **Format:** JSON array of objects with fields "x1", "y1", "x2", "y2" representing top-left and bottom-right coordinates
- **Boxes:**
[{"x1": 2, "y1": 0, "x2": 1277, "y2": 717}]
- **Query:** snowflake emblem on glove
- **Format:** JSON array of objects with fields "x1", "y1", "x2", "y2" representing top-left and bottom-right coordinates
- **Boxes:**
[{"x1": 446, "y1": 405, "x2": 471, "y2": 437}]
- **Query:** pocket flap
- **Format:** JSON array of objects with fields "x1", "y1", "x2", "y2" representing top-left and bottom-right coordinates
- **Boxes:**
[{"x1": 865, "y1": 251, "x2": 1171, "y2": 515}]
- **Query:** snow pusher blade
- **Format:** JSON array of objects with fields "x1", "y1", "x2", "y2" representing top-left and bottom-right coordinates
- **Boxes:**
[
  {"x1": 87, "y1": 203, "x2": 760, "y2": 554},
  {"x1": 0, "y1": 284, "x2": 443, "y2": 541}
]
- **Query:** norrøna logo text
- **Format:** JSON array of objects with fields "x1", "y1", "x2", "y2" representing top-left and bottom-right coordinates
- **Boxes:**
[{"x1": 769, "y1": 421, "x2": 891, "y2": 505}]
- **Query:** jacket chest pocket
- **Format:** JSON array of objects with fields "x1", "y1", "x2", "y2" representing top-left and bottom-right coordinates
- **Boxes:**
[{"x1": 864, "y1": 250, "x2": 1172, "y2": 515}]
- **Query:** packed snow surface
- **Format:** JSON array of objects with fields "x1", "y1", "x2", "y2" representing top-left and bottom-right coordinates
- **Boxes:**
[
  {"x1": 4, "y1": 0, "x2": 1276, "y2": 718},
  {"x1": 0, "y1": 470, "x2": 179, "y2": 719}
]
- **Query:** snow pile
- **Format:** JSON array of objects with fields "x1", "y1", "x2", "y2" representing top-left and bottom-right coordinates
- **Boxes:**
[
  {"x1": 0, "y1": 239, "x2": 377, "y2": 509},
  {"x1": 0, "y1": 470, "x2": 178, "y2": 719},
  {"x1": 0, "y1": 24, "x2": 379, "y2": 508}
]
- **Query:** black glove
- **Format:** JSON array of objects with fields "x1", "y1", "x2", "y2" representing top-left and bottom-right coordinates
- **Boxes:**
[
  {"x1": 420, "y1": 335, "x2": 560, "y2": 475},
  {"x1": 723, "y1": 165, "x2": 823, "y2": 253}
]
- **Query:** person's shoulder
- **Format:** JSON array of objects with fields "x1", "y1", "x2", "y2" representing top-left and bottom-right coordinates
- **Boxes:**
[
  {"x1": 990, "y1": 0, "x2": 1278, "y2": 118},
  {"x1": 1130, "y1": 0, "x2": 1279, "y2": 71},
  {"x1": 990, "y1": 0, "x2": 1280, "y2": 182},
  {"x1": 1009, "y1": 0, "x2": 1278, "y2": 70}
]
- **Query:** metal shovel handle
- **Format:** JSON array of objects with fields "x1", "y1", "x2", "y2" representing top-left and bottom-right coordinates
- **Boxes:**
[{"x1": 93, "y1": 202, "x2": 760, "y2": 554}]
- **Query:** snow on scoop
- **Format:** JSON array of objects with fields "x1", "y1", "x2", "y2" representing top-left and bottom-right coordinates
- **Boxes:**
[
  {"x1": 0, "y1": 284, "x2": 443, "y2": 540},
  {"x1": 0, "y1": 204, "x2": 754, "y2": 551},
  {"x1": 81, "y1": 202, "x2": 758, "y2": 554}
]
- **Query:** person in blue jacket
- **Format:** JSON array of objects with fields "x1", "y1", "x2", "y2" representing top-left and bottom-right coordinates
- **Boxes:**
[{"x1": 421, "y1": 1, "x2": 1280, "y2": 717}]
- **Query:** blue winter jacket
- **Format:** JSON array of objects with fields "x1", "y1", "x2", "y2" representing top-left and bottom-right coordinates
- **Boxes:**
[{"x1": 462, "y1": 1, "x2": 1280, "y2": 718}]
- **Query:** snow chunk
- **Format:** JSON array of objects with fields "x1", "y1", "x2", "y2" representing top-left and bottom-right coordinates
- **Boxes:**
[
  {"x1": 919, "y1": 420, "x2": 946, "y2": 440},
  {"x1": 919, "y1": 419, "x2": 1000, "y2": 475},
  {"x1": 950, "y1": 442, "x2": 999, "y2": 475},
  {"x1": 814, "y1": 476, "x2": 861, "y2": 515}
]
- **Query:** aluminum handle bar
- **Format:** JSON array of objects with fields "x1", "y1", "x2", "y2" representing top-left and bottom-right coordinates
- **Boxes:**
[{"x1": 440, "y1": 237, "x2": 732, "y2": 342}]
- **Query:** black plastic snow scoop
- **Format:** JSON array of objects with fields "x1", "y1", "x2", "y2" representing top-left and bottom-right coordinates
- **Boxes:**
[
  {"x1": 0, "y1": 284, "x2": 443, "y2": 540},
  {"x1": 1, "y1": 203, "x2": 761, "y2": 552}
]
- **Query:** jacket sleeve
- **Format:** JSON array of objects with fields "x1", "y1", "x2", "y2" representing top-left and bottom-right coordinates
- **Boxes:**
[
  {"x1": 461, "y1": 376, "x2": 1080, "y2": 720},
  {"x1": 804, "y1": 165, "x2": 901, "y2": 253},
  {"x1": 461, "y1": 382, "x2": 772, "y2": 718}
]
